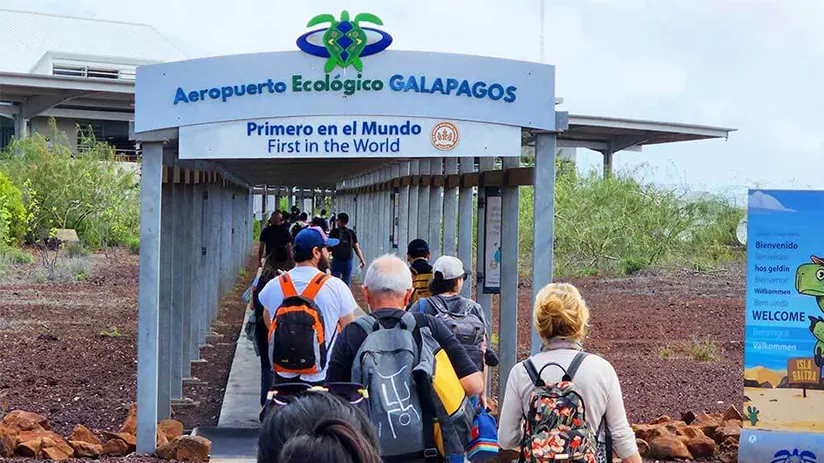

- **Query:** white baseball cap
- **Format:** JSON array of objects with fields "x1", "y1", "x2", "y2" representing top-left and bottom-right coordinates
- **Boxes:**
[{"x1": 433, "y1": 255, "x2": 471, "y2": 280}]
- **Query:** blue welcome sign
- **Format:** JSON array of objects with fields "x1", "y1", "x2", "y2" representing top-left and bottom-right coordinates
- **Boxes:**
[{"x1": 741, "y1": 190, "x2": 824, "y2": 462}]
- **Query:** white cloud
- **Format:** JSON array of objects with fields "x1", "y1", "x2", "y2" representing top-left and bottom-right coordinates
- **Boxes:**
[
  {"x1": 1, "y1": 0, "x2": 823, "y2": 195},
  {"x1": 749, "y1": 191, "x2": 796, "y2": 213}
]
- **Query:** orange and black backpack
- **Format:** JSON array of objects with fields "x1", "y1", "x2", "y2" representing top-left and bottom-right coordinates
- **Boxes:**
[{"x1": 268, "y1": 272, "x2": 332, "y2": 375}]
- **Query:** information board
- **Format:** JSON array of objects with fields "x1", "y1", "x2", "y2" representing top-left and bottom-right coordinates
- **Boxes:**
[
  {"x1": 482, "y1": 187, "x2": 502, "y2": 294},
  {"x1": 179, "y1": 115, "x2": 520, "y2": 159},
  {"x1": 740, "y1": 189, "x2": 824, "y2": 462}
]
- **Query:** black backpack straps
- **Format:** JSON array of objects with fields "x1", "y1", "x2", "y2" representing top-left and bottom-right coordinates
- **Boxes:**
[
  {"x1": 567, "y1": 351, "x2": 590, "y2": 380},
  {"x1": 399, "y1": 311, "x2": 418, "y2": 332},
  {"x1": 413, "y1": 369, "x2": 439, "y2": 463},
  {"x1": 523, "y1": 359, "x2": 543, "y2": 387},
  {"x1": 353, "y1": 314, "x2": 377, "y2": 335},
  {"x1": 427, "y1": 295, "x2": 448, "y2": 315}
]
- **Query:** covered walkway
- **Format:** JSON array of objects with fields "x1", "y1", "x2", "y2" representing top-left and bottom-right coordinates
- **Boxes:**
[{"x1": 131, "y1": 45, "x2": 733, "y2": 454}]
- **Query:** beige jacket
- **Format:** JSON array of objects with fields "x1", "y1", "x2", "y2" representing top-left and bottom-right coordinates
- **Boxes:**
[{"x1": 497, "y1": 348, "x2": 639, "y2": 459}]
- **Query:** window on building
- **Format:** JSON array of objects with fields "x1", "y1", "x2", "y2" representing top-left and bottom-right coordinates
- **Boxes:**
[{"x1": 53, "y1": 64, "x2": 131, "y2": 80}]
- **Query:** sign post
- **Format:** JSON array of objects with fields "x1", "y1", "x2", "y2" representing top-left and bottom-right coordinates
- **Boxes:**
[
  {"x1": 483, "y1": 187, "x2": 502, "y2": 294},
  {"x1": 787, "y1": 357, "x2": 821, "y2": 398}
]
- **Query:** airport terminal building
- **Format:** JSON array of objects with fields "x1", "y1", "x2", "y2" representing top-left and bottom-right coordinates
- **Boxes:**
[{"x1": 0, "y1": 9, "x2": 185, "y2": 154}]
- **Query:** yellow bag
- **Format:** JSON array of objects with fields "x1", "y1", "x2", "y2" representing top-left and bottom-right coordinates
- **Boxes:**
[
  {"x1": 431, "y1": 347, "x2": 474, "y2": 455},
  {"x1": 410, "y1": 269, "x2": 433, "y2": 305}
]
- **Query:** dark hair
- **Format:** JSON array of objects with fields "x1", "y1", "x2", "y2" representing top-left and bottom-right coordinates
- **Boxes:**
[
  {"x1": 299, "y1": 212, "x2": 308, "y2": 221},
  {"x1": 337, "y1": 212, "x2": 350, "y2": 225},
  {"x1": 311, "y1": 217, "x2": 325, "y2": 227},
  {"x1": 262, "y1": 248, "x2": 294, "y2": 280},
  {"x1": 408, "y1": 249, "x2": 429, "y2": 259},
  {"x1": 293, "y1": 245, "x2": 313, "y2": 263},
  {"x1": 429, "y1": 271, "x2": 460, "y2": 295},
  {"x1": 321, "y1": 209, "x2": 327, "y2": 216},
  {"x1": 258, "y1": 394, "x2": 380, "y2": 463}
]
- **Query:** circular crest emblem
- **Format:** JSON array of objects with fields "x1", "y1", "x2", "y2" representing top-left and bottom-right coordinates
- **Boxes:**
[{"x1": 431, "y1": 122, "x2": 459, "y2": 151}]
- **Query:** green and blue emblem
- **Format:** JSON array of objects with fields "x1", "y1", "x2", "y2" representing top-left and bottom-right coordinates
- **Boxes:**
[{"x1": 296, "y1": 10, "x2": 393, "y2": 72}]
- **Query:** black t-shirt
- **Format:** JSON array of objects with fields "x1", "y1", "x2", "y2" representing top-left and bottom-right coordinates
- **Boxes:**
[
  {"x1": 329, "y1": 226, "x2": 357, "y2": 260},
  {"x1": 259, "y1": 225, "x2": 291, "y2": 260},
  {"x1": 327, "y1": 308, "x2": 479, "y2": 383}
]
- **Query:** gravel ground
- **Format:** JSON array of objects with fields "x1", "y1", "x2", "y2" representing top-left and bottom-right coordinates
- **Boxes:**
[
  {"x1": 0, "y1": 248, "x2": 255, "y2": 436},
  {"x1": 1, "y1": 248, "x2": 745, "y2": 443},
  {"x1": 491, "y1": 266, "x2": 745, "y2": 423}
]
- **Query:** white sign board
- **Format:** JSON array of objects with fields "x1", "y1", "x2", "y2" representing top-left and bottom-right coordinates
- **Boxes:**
[
  {"x1": 135, "y1": 50, "x2": 555, "y2": 132},
  {"x1": 483, "y1": 189, "x2": 503, "y2": 293},
  {"x1": 179, "y1": 116, "x2": 520, "y2": 159}
]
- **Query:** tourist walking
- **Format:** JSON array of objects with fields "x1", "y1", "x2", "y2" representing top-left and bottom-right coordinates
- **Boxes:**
[
  {"x1": 258, "y1": 226, "x2": 357, "y2": 385},
  {"x1": 328, "y1": 212, "x2": 366, "y2": 285},
  {"x1": 258, "y1": 211, "x2": 293, "y2": 265},
  {"x1": 327, "y1": 254, "x2": 483, "y2": 463},
  {"x1": 409, "y1": 255, "x2": 496, "y2": 407},
  {"x1": 406, "y1": 239, "x2": 434, "y2": 305},
  {"x1": 251, "y1": 256, "x2": 294, "y2": 406},
  {"x1": 497, "y1": 283, "x2": 641, "y2": 463}
]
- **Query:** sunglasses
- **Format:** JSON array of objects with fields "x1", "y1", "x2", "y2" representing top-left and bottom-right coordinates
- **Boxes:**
[{"x1": 266, "y1": 382, "x2": 369, "y2": 407}]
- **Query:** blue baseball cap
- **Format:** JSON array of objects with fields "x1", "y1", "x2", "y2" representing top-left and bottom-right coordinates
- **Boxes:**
[{"x1": 294, "y1": 226, "x2": 339, "y2": 254}]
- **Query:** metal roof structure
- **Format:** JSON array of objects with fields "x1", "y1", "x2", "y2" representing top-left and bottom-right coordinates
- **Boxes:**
[
  {"x1": 0, "y1": 71, "x2": 134, "y2": 121},
  {"x1": 0, "y1": 9, "x2": 186, "y2": 74}
]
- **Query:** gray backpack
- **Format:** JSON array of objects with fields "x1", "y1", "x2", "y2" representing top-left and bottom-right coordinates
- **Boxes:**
[
  {"x1": 352, "y1": 312, "x2": 438, "y2": 462},
  {"x1": 427, "y1": 295, "x2": 486, "y2": 370}
]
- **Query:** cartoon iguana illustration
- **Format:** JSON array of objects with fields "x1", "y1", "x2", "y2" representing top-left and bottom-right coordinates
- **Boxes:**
[{"x1": 795, "y1": 255, "x2": 824, "y2": 366}]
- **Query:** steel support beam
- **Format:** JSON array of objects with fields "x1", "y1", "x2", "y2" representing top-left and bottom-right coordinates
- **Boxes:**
[
  {"x1": 189, "y1": 183, "x2": 202, "y2": 360},
  {"x1": 458, "y1": 157, "x2": 475, "y2": 298},
  {"x1": 398, "y1": 161, "x2": 411, "y2": 255},
  {"x1": 475, "y1": 158, "x2": 494, "y2": 316},
  {"x1": 136, "y1": 141, "x2": 162, "y2": 454},
  {"x1": 408, "y1": 160, "x2": 420, "y2": 242},
  {"x1": 499, "y1": 156, "x2": 520, "y2": 401},
  {"x1": 181, "y1": 183, "x2": 193, "y2": 378},
  {"x1": 429, "y1": 158, "x2": 443, "y2": 261},
  {"x1": 442, "y1": 158, "x2": 459, "y2": 257},
  {"x1": 417, "y1": 159, "x2": 430, "y2": 241},
  {"x1": 170, "y1": 181, "x2": 185, "y2": 400},
  {"x1": 157, "y1": 180, "x2": 174, "y2": 419},
  {"x1": 531, "y1": 134, "x2": 558, "y2": 354}
]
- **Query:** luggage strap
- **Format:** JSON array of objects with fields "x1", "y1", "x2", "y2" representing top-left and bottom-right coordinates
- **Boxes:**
[{"x1": 278, "y1": 272, "x2": 329, "y2": 302}]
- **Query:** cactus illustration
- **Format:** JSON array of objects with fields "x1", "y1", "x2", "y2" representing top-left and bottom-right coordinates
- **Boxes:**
[{"x1": 746, "y1": 405, "x2": 760, "y2": 425}]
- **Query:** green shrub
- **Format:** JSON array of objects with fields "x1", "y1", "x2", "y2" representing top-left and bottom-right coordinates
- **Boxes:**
[
  {"x1": 100, "y1": 327, "x2": 122, "y2": 338},
  {"x1": 64, "y1": 242, "x2": 89, "y2": 258},
  {"x1": 519, "y1": 161, "x2": 744, "y2": 278},
  {"x1": 126, "y1": 236, "x2": 140, "y2": 254},
  {"x1": 0, "y1": 170, "x2": 26, "y2": 245},
  {"x1": 1, "y1": 247, "x2": 34, "y2": 264},
  {"x1": 620, "y1": 256, "x2": 648, "y2": 275},
  {"x1": 253, "y1": 219, "x2": 262, "y2": 241},
  {"x1": 0, "y1": 119, "x2": 140, "y2": 249}
]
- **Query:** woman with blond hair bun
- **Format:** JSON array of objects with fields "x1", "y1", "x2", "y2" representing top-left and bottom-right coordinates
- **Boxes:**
[{"x1": 497, "y1": 283, "x2": 641, "y2": 463}]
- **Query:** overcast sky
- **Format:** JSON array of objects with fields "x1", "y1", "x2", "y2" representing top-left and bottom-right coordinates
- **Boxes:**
[{"x1": 5, "y1": 0, "x2": 822, "y2": 201}]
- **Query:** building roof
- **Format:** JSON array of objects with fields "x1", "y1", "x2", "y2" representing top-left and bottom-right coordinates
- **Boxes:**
[
  {"x1": 559, "y1": 114, "x2": 735, "y2": 152},
  {"x1": 0, "y1": 9, "x2": 186, "y2": 73}
]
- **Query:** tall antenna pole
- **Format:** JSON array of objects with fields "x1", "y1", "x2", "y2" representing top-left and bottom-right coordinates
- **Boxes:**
[{"x1": 539, "y1": 0, "x2": 546, "y2": 63}]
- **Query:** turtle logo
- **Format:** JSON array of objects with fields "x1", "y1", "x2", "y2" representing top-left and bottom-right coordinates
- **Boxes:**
[{"x1": 296, "y1": 11, "x2": 393, "y2": 72}]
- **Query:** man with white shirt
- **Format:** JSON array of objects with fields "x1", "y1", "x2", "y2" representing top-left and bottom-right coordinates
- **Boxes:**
[{"x1": 258, "y1": 226, "x2": 357, "y2": 385}]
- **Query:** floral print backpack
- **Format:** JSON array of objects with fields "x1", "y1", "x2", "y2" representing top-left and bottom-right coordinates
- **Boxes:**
[{"x1": 520, "y1": 352, "x2": 598, "y2": 463}]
